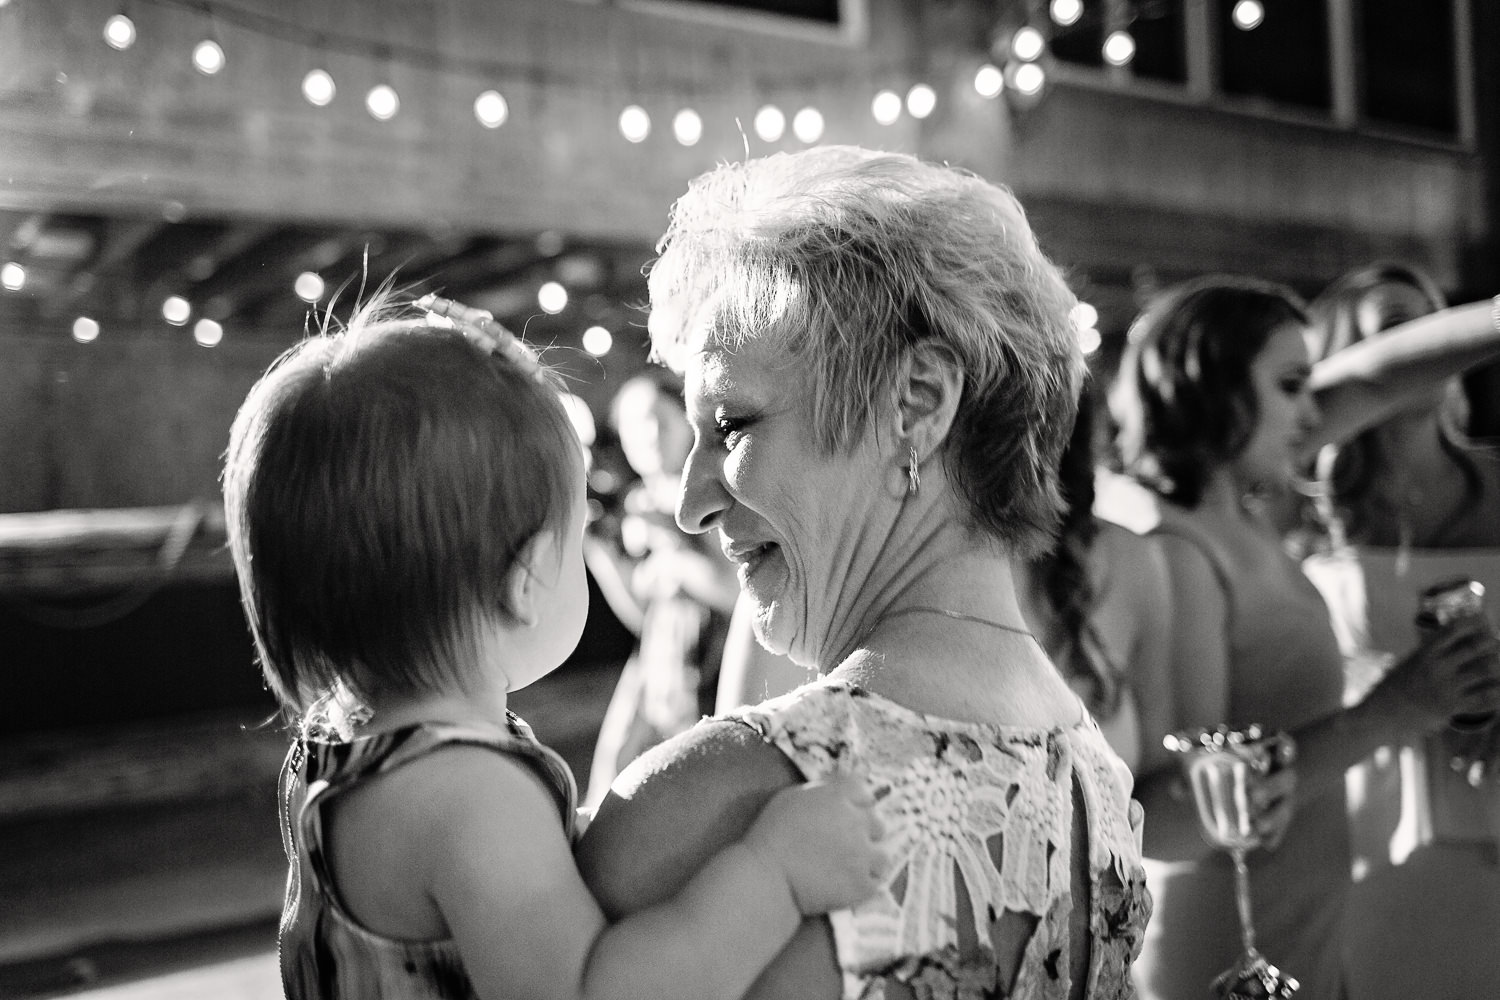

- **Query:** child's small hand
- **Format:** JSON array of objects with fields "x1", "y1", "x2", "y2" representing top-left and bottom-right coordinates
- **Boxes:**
[{"x1": 742, "y1": 774, "x2": 886, "y2": 916}]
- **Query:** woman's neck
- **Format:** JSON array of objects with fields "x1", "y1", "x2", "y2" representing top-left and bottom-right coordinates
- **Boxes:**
[{"x1": 820, "y1": 511, "x2": 1027, "y2": 670}]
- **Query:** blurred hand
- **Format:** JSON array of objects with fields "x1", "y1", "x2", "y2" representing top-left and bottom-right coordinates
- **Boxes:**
[
  {"x1": 1248, "y1": 764, "x2": 1298, "y2": 851},
  {"x1": 742, "y1": 774, "x2": 887, "y2": 916},
  {"x1": 1380, "y1": 615, "x2": 1500, "y2": 732}
]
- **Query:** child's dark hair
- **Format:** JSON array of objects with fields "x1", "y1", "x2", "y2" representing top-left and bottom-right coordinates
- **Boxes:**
[{"x1": 223, "y1": 293, "x2": 580, "y2": 719}]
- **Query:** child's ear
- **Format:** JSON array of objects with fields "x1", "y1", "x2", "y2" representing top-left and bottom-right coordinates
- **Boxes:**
[{"x1": 502, "y1": 532, "x2": 550, "y2": 628}]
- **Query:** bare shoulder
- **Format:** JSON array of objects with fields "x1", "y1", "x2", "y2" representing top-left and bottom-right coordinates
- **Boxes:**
[{"x1": 576, "y1": 718, "x2": 801, "y2": 918}]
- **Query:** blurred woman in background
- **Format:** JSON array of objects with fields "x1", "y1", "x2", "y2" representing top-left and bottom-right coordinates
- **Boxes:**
[
  {"x1": 1302, "y1": 263, "x2": 1500, "y2": 999},
  {"x1": 1106, "y1": 275, "x2": 1500, "y2": 1000},
  {"x1": 582, "y1": 370, "x2": 739, "y2": 808}
]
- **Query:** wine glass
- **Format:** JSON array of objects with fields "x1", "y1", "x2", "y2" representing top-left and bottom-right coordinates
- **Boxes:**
[{"x1": 1164, "y1": 724, "x2": 1300, "y2": 999}]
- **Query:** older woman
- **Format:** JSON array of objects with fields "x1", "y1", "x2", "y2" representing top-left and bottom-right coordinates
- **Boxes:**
[
  {"x1": 1104, "y1": 275, "x2": 1500, "y2": 1000},
  {"x1": 576, "y1": 146, "x2": 1150, "y2": 999}
]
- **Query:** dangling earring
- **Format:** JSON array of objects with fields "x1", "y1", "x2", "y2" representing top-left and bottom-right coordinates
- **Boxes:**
[{"x1": 907, "y1": 445, "x2": 921, "y2": 496}]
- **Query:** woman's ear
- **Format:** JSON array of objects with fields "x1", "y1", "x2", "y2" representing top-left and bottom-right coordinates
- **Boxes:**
[
  {"x1": 501, "y1": 533, "x2": 549, "y2": 628},
  {"x1": 895, "y1": 341, "x2": 964, "y2": 461}
]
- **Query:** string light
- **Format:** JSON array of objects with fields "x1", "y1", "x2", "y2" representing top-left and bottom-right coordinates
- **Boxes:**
[
  {"x1": 537, "y1": 280, "x2": 568, "y2": 314},
  {"x1": 1011, "y1": 26, "x2": 1046, "y2": 63},
  {"x1": 871, "y1": 90, "x2": 902, "y2": 125},
  {"x1": 1070, "y1": 301, "x2": 1098, "y2": 330},
  {"x1": 974, "y1": 63, "x2": 1004, "y2": 98},
  {"x1": 753, "y1": 105, "x2": 785, "y2": 142},
  {"x1": 791, "y1": 106, "x2": 824, "y2": 144},
  {"x1": 1050, "y1": 0, "x2": 1083, "y2": 27},
  {"x1": 1103, "y1": 30, "x2": 1136, "y2": 66},
  {"x1": 301, "y1": 68, "x2": 335, "y2": 106},
  {"x1": 162, "y1": 295, "x2": 191, "y2": 325},
  {"x1": 365, "y1": 83, "x2": 399, "y2": 120},
  {"x1": 1232, "y1": 0, "x2": 1265, "y2": 31},
  {"x1": 905, "y1": 83, "x2": 936, "y2": 119},
  {"x1": 474, "y1": 89, "x2": 508, "y2": 128},
  {"x1": 192, "y1": 38, "x2": 225, "y2": 75},
  {"x1": 618, "y1": 105, "x2": 650, "y2": 142},
  {"x1": 581, "y1": 325, "x2": 612, "y2": 356},
  {"x1": 73, "y1": 317, "x2": 101, "y2": 343},
  {"x1": 1013, "y1": 62, "x2": 1047, "y2": 96},
  {"x1": 293, "y1": 271, "x2": 324, "y2": 303},
  {"x1": 1, "y1": 262, "x2": 24, "y2": 291},
  {"x1": 1078, "y1": 326, "x2": 1102, "y2": 355},
  {"x1": 672, "y1": 108, "x2": 703, "y2": 146},
  {"x1": 193, "y1": 317, "x2": 223, "y2": 346},
  {"x1": 104, "y1": 13, "x2": 137, "y2": 50}
]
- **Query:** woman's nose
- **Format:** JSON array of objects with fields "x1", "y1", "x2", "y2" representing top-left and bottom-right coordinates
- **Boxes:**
[{"x1": 675, "y1": 439, "x2": 729, "y2": 534}]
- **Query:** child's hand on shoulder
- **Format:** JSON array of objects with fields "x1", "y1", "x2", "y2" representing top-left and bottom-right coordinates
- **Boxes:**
[{"x1": 742, "y1": 773, "x2": 886, "y2": 915}]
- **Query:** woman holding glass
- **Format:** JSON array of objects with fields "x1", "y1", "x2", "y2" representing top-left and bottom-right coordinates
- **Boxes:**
[{"x1": 1105, "y1": 276, "x2": 1500, "y2": 999}]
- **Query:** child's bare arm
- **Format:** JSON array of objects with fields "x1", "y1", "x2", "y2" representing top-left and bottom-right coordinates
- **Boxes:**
[{"x1": 422, "y1": 747, "x2": 881, "y2": 1000}]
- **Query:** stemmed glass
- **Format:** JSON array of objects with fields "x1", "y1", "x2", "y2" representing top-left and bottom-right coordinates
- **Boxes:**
[{"x1": 1164, "y1": 724, "x2": 1299, "y2": 999}]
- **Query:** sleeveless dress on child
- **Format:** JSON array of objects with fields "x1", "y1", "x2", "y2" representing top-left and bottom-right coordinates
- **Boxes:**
[
  {"x1": 277, "y1": 716, "x2": 578, "y2": 1000},
  {"x1": 1304, "y1": 545, "x2": 1500, "y2": 1000},
  {"x1": 1096, "y1": 476, "x2": 1350, "y2": 1000},
  {"x1": 724, "y1": 678, "x2": 1152, "y2": 1000}
]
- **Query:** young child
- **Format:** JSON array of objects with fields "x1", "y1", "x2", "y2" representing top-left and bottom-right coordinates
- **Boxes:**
[{"x1": 222, "y1": 292, "x2": 883, "y2": 1000}]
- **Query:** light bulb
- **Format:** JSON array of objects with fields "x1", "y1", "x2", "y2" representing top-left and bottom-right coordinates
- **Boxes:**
[
  {"x1": 672, "y1": 108, "x2": 703, "y2": 146},
  {"x1": 1079, "y1": 326, "x2": 1101, "y2": 355},
  {"x1": 162, "y1": 295, "x2": 191, "y2": 326},
  {"x1": 974, "y1": 63, "x2": 1004, "y2": 99},
  {"x1": 753, "y1": 105, "x2": 785, "y2": 142},
  {"x1": 1012, "y1": 26, "x2": 1046, "y2": 62},
  {"x1": 1232, "y1": 0, "x2": 1265, "y2": 30},
  {"x1": 192, "y1": 39, "x2": 225, "y2": 75},
  {"x1": 302, "y1": 68, "x2": 335, "y2": 106},
  {"x1": 582, "y1": 326, "x2": 613, "y2": 356},
  {"x1": 1014, "y1": 62, "x2": 1047, "y2": 96},
  {"x1": 538, "y1": 281, "x2": 568, "y2": 315},
  {"x1": 619, "y1": 105, "x2": 650, "y2": 143},
  {"x1": 194, "y1": 318, "x2": 223, "y2": 347},
  {"x1": 906, "y1": 84, "x2": 936, "y2": 119},
  {"x1": 103, "y1": 14, "x2": 136, "y2": 51},
  {"x1": 366, "y1": 84, "x2": 399, "y2": 121},
  {"x1": 1050, "y1": 0, "x2": 1083, "y2": 27},
  {"x1": 1, "y1": 262, "x2": 24, "y2": 291},
  {"x1": 1103, "y1": 30, "x2": 1135, "y2": 66},
  {"x1": 792, "y1": 107, "x2": 824, "y2": 144},
  {"x1": 294, "y1": 272, "x2": 324, "y2": 303},
  {"x1": 73, "y1": 317, "x2": 101, "y2": 343},
  {"x1": 475, "y1": 90, "x2": 508, "y2": 128},
  {"x1": 871, "y1": 90, "x2": 902, "y2": 126}
]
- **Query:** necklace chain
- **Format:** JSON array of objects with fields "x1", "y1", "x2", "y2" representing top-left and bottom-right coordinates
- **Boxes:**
[{"x1": 872, "y1": 605, "x2": 1034, "y2": 639}]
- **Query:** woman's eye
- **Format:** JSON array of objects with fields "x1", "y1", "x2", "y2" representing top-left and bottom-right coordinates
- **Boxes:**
[{"x1": 715, "y1": 416, "x2": 749, "y2": 450}]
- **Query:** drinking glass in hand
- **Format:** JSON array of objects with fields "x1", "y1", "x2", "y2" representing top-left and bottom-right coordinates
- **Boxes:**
[{"x1": 1165, "y1": 724, "x2": 1299, "y2": 999}]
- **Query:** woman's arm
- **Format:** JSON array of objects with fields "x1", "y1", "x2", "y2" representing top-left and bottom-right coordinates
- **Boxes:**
[
  {"x1": 1305, "y1": 297, "x2": 1500, "y2": 459},
  {"x1": 577, "y1": 720, "x2": 845, "y2": 999},
  {"x1": 582, "y1": 532, "x2": 646, "y2": 635},
  {"x1": 424, "y1": 742, "x2": 872, "y2": 1000}
]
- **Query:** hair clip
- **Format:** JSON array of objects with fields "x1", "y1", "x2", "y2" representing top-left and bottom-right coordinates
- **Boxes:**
[{"x1": 416, "y1": 293, "x2": 542, "y2": 375}]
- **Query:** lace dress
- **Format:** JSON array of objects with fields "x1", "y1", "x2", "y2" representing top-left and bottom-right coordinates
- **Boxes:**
[{"x1": 725, "y1": 679, "x2": 1151, "y2": 1000}]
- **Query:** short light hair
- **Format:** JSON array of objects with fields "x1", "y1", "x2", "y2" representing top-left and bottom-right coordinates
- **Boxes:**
[
  {"x1": 222, "y1": 294, "x2": 579, "y2": 718},
  {"x1": 646, "y1": 146, "x2": 1083, "y2": 557}
]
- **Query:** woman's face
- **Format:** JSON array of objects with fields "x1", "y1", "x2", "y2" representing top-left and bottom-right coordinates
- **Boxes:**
[
  {"x1": 675, "y1": 335, "x2": 891, "y2": 666},
  {"x1": 1233, "y1": 322, "x2": 1319, "y2": 488}
]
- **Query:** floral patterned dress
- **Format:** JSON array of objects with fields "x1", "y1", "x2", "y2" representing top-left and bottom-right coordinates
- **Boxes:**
[{"x1": 726, "y1": 679, "x2": 1151, "y2": 1000}]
